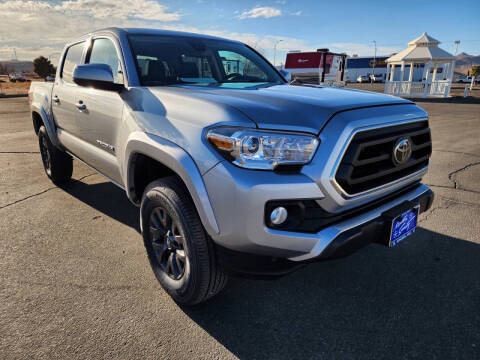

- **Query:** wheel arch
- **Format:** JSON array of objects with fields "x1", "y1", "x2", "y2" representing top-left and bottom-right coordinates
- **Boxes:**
[
  {"x1": 124, "y1": 132, "x2": 220, "y2": 236},
  {"x1": 32, "y1": 111, "x2": 43, "y2": 135},
  {"x1": 30, "y1": 104, "x2": 61, "y2": 148}
]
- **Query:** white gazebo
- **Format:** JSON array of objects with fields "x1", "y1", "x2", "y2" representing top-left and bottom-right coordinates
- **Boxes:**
[{"x1": 384, "y1": 33, "x2": 456, "y2": 98}]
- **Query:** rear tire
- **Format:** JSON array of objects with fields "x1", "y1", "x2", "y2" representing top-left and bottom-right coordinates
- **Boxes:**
[
  {"x1": 140, "y1": 176, "x2": 227, "y2": 305},
  {"x1": 38, "y1": 126, "x2": 73, "y2": 183}
]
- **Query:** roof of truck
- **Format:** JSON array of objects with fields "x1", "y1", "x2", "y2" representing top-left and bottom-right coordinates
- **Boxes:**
[{"x1": 84, "y1": 27, "x2": 238, "y2": 43}]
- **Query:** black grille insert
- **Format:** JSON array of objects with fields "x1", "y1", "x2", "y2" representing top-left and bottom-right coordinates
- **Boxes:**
[{"x1": 335, "y1": 121, "x2": 432, "y2": 195}]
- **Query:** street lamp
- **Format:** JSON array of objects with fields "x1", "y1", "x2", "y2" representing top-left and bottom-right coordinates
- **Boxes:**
[
  {"x1": 273, "y1": 39, "x2": 283, "y2": 67},
  {"x1": 454, "y1": 40, "x2": 460, "y2": 56},
  {"x1": 372, "y1": 40, "x2": 377, "y2": 82}
]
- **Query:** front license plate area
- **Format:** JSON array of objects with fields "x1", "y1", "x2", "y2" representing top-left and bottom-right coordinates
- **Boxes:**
[{"x1": 389, "y1": 206, "x2": 419, "y2": 247}]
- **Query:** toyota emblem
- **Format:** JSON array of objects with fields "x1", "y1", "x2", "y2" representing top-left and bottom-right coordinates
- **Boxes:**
[{"x1": 393, "y1": 137, "x2": 412, "y2": 166}]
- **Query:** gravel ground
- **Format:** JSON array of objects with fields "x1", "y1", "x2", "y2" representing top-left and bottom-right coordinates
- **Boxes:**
[{"x1": 0, "y1": 95, "x2": 479, "y2": 359}]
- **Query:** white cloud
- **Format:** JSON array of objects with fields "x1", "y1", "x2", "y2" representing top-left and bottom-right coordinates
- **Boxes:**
[
  {"x1": 0, "y1": 0, "x2": 306, "y2": 63},
  {"x1": 237, "y1": 7, "x2": 282, "y2": 19},
  {"x1": 56, "y1": 0, "x2": 180, "y2": 21},
  {"x1": 0, "y1": 0, "x2": 181, "y2": 62},
  {"x1": 0, "y1": 0, "x2": 399, "y2": 65}
]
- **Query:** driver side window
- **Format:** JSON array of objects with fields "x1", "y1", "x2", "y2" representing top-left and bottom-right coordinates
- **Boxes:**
[
  {"x1": 218, "y1": 50, "x2": 268, "y2": 80},
  {"x1": 87, "y1": 38, "x2": 123, "y2": 83}
]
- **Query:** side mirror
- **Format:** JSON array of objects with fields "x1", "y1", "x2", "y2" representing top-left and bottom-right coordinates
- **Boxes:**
[
  {"x1": 279, "y1": 69, "x2": 291, "y2": 82},
  {"x1": 73, "y1": 63, "x2": 123, "y2": 92}
]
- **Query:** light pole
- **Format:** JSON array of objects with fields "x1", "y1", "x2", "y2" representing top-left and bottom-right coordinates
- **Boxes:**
[
  {"x1": 273, "y1": 39, "x2": 283, "y2": 67},
  {"x1": 454, "y1": 40, "x2": 460, "y2": 56},
  {"x1": 453, "y1": 40, "x2": 461, "y2": 84},
  {"x1": 372, "y1": 40, "x2": 377, "y2": 83}
]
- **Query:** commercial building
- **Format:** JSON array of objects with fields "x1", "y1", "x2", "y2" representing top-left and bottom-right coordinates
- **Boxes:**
[{"x1": 346, "y1": 56, "x2": 437, "y2": 82}]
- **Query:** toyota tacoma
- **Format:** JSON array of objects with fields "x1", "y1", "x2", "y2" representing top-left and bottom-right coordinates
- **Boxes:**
[{"x1": 29, "y1": 28, "x2": 434, "y2": 305}]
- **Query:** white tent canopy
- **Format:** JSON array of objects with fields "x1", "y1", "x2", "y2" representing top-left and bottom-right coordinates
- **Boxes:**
[{"x1": 385, "y1": 33, "x2": 456, "y2": 98}]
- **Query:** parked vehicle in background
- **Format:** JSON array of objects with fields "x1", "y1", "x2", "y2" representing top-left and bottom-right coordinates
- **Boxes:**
[
  {"x1": 456, "y1": 76, "x2": 474, "y2": 83},
  {"x1": 9, "y1": 73, "x2": 26, "y2": 82},
  {"x1": 29, "y1": 27, "x2": 434, "y2": 305},
  {"x1": 369, "y1": 74, "x2": 384, "y2": 83},
  {"x1": 356, "y1": 75, "x2": 369, "y2": 83},
  {"x1": 284, "y1": 49, "x2": 347, "y2": 85},
  {"x1": 45, "y1": 75, "x2": 55, "y2": 82}
]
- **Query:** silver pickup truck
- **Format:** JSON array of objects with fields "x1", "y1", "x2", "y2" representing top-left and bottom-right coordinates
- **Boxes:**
[{"x1": 29, "y1": 27, "x2": 434, "y2": 305}]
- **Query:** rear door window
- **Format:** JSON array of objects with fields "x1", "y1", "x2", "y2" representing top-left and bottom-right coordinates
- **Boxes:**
[{"x1": 61, "y1": 42, "x2": 85, "y2": 83}]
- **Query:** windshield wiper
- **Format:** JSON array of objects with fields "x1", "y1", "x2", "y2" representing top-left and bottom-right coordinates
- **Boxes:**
[
  {"x1": 219, "y1": 79, "x2": 268, "y2": 83},
  {"x1": 146, "y1": 79, "x2": 207, "y2": 86}
]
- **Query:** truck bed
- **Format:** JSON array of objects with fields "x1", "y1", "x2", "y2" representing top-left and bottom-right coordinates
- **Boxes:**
[{"x1": 29, "y1": 82, "x2": 54, "y2": 116}]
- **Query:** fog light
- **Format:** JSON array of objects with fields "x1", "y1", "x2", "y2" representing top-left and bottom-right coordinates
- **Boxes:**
[{"x1": 270, "y1": 207, "x2": 288, "y2": 225}]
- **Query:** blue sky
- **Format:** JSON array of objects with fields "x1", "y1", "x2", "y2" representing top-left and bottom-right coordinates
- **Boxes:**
[
  {"x1": 0, "y1": 0, "x2": 479, "y2": 62},
  {"x1": 173, "y1": 0, "x2": 480, "y2": 55}
]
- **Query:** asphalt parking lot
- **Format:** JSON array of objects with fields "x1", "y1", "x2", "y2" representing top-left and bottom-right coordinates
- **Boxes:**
[{"x1": 1, "y1": 94, "x2": 479, "y2": 359}]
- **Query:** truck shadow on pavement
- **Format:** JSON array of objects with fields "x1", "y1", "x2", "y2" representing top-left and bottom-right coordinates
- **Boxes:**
[
  {"x1": 183, "y1": 228, "x2": 480, "y2": 359},
  {"x1": 58, "y1": 180, "x2": 141, "y2": 233},
  {"x1": 59, "y1": 180, "x2": 479, "y2": 359}
]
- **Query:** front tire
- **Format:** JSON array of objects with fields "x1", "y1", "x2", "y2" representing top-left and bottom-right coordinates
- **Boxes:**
[
  {"x1": 140, "y1": 177, "x2": 227, "y2": 305},
  {"x1": 38, "y1": 126, "x2": 73, "y2": 183}
]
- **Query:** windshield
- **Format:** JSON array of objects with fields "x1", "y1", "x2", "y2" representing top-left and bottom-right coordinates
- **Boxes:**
[{"x1": 128, "y1": 34, "x2": 284, "y2": 88}]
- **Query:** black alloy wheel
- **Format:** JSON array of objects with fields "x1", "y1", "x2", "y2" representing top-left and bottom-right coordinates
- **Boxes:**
[
  {"x1": 37, "y1": 126, "x2": 72, "y2": 183},
  {"x1": 149, "y1": 207, "x2": 187, "y2": 280},
  {"x1": 39, "y1": 133, "x2": 52, "y2": 176},
  {"x1": 141, "y1": 177, "x2": 228, "y2": 305}
]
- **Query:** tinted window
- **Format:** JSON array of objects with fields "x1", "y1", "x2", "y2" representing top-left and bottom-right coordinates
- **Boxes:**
[
  {"x1": 62, "y1": 42, "x2": 84, "y2": 83},
  {"x1": 128, "y1": 35, "x2": 282, "y2": 88},
  {"x1": 88, "y1": 38, "x2": 122, "y2": 83}
]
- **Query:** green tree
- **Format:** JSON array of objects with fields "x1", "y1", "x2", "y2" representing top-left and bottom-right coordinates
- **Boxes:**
[
  {"x1": 471, "y1": 65, "x2": 480, "y2": 78},
  {"x1": 33, "y1": 56, "x2": 56, "y2": 78}
]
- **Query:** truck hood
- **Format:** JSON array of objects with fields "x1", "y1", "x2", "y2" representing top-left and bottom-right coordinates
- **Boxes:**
[{"x1": 150, "y1": 84, "x2": 412, "y2": 134}]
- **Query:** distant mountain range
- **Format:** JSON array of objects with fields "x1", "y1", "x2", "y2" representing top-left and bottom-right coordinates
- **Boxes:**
[{"x1": 455, "y1": 53, "x2": 480, "y2": 75}]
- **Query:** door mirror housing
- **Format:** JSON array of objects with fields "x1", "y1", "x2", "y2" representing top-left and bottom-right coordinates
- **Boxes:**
[
  {"x1": 279, "y1": 69, "x2": 291, "y2": 82},
  {"x1": 73, "y1": 64, "x2": 124, "y2": 92}
]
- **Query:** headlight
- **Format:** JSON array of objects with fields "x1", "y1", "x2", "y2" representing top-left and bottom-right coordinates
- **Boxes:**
[{"x1": 206, "y1": 127, "x2": 319, "y2": 170}]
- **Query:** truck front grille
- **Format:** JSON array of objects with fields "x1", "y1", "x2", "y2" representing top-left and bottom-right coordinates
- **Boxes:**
[{"x1": 335, "y1": 121, "x2": 432, "y2": 195}]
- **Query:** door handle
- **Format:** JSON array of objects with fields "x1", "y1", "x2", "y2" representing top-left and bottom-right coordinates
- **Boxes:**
[
  {"x1": 53, "y1": 95, "x2": 60, "y2": 103},
  {"x1": 75, "y1": 101, "x2": 86, "y2": 110}
]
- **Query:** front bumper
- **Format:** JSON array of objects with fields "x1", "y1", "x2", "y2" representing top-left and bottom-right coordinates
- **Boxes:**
[
  {"x1": 288, "y1": 185, "x2": 433, "y2": 262},
  {"x1": 299, "y1": 187, "x2": 434, "y2": 261},
  {"x1": 203, "y1": 160, "x2": 433, "y2": 263},
  {"x1": 214, "y1": 186, "x2": 433, "y2": 277}
]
